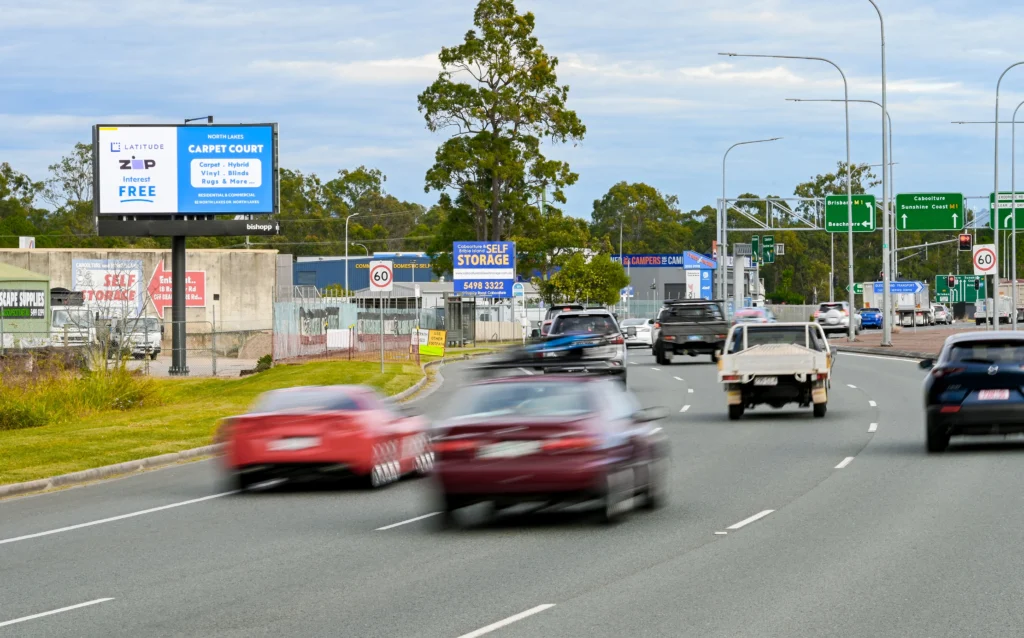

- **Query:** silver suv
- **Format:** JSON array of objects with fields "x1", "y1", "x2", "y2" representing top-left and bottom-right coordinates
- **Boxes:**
[{"x1": 814, "y1": 301, "x2": 862, "y2": 335}]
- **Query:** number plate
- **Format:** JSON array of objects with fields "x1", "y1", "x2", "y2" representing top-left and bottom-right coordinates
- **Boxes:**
[
  {"x1": 688, "y1": 335, "x2": 703, "y2": 341},
  {"x1": 978, "y1": 389, "x2": 1010, "y2": 401},
  {"x1": 267, "y1": 436, "x2": 320, "y2": 451},
  {"x1": 477, "y1": 441, "x2": 541, "y2": 459},
  {"x1": 754, "y1": 376, "x2": 778, "y2": 386}
]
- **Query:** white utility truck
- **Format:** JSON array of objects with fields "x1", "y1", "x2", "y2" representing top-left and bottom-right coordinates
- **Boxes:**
[{"x1": 717, "y1": 322, "x2": 833, "y2": 421}]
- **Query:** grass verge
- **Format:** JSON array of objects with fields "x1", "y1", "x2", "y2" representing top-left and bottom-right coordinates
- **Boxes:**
[{"x1": 0, "y1": 360, "x2": 423, "y2": 486}]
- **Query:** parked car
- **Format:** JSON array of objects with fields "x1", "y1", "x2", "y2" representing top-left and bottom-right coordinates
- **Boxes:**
[
  {"x1": 620, "y1": 318, "x2": 655, "y2": 348},
  {"x1": 932, "y1": 304, "x2": 952, "y2": 325},
  {"x1": 218, "y1": 385, "x2": 432, "y2": 489},
  {"x1": 921, "y1": 333, "x2": 1024, "y2": 452},
  {"x1": 653, "y1": 300, "x2": 729, "y2": 365},
  {"x1": 858, "y1": 307, "x2": 883, "y2": 330},
  {"x1": 431, "y1": 375, "x2": 670, "y2": 527},
  {"x1": 814, "y1": 301, "x2": 861, "y2": 336}
]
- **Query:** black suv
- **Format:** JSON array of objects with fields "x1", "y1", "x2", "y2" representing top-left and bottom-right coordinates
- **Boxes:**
[{"x1": 653, "y1": 300, "x2": 729, "y2": 365}]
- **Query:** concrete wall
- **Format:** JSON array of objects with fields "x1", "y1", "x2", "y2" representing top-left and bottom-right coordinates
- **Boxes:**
[{"x1": 0, "y1": 249, "x2": 278, "y2": 331}]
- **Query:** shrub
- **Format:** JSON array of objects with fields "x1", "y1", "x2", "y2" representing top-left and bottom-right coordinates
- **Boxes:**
[
  {"x1": 255, "y1": 354, "x2": 272, "y2": 373},
  {"x1": 0, "y1": 362, "x2": 162, "y2": 431}
]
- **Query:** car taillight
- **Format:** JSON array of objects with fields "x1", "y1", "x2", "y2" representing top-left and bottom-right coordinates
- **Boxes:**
[
  {"x1": 611, "y1": 335, "x2": 624, "y2": 345},
  {"x1": 940, "y1": 406, "x2": 961, "y2": 414},
  {"x1": 654, "y1": 322, "x2": 661, "y2": 329},
  {"x1": 931, "y1": 367, "x2": 965, "y2": 378},
  {"x1": 542, "y1": 437, "x2": 600, "y2": 452},
  {"x1": 664, "y1": 335, "x2": 676, "y2": 341},
  {"x1": 432, "y1": 439, "x2": 479, "y2": 454},
  {"x1": 722, "y1": 374, "x2": 740, "y2": 382},
  {"x1": 715, "y1": 334, "x2": 727, "y2": 339},
  {"x1": 814, "y1": 372, "x2": 829, "y2": 381}
]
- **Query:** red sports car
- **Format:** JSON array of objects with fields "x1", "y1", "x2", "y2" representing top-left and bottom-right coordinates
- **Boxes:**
[
  {"x1": 431, "y1": 375, "x2": 669, "y2": 527},
  {"x1": 218, "y1": 385, "x2": 432, "y2": 490}
]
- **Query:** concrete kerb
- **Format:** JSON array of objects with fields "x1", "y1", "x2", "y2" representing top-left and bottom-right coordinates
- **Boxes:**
[
  {"x1": 0, "y1": 445, "x2": 223, "y2": 500},
  {"x1": 0, "y1": 352, "x2": 493, "y2": 501},
  {"x1": 834, "y1": 345, "x2": 934, "y2": 360}
]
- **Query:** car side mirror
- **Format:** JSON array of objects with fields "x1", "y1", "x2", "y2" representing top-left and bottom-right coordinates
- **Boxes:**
[
  {"x1": 633, "y1": 407, "x2": 668, "y2": 423},
  {"x1": 919, "y1": 359, "x2": 935, "y2": 370}
]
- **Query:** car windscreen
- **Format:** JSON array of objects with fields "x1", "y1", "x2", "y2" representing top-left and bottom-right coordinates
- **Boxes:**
[
  {"x1": 250, "y1": 388, "x2": 362, "y2": 413},
  {"x1": 447, "y1": 382, "x2": 596, "y2": 420},
  {"x1": 52, "y1": 309, "x2": 93, "y2": 327},
  {"x1": 819, "y1": 303, "x2": 845, "y2": 312},
  {"x1": 545, "y1": 306, "x2": 584, "y2": 320},
  {"x1": 659, "y1": 304, "x2": 723, "y2": 322},
  {"x1": 946, "y1": 341, "x2": 1024, "y2": 364},
  {"x1": 550, "y1": 314, "x2": 618, "y2": 335},
  {"x1": 861, "y1": 308, "x2": 880, "y2": 313}
]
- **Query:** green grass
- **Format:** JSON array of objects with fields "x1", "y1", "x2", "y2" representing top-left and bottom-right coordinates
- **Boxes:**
[{"x1": 0, "y1": 360, "x2": 423, "y2": 486}]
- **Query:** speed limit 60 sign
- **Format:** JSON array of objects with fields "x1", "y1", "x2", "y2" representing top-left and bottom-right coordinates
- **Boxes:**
[
  {"x1": 369, "y1": 260, "x2": 394, "y2": 292},
  {"x1": 973, "y1": 244, "x2": 997, "y2": 276}
]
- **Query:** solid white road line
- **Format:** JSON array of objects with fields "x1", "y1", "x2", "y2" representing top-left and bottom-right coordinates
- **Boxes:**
[
  {"x1": 726, "y1": 509, "x2": 775, "y2": 531},
  {"x1": 376, "y1": 512, "x2": 440, "y2": 531},
  {"x1": 847, "y1": 384, "x2": 858, "y2": 389},
  {"x1": 869, "y1": 422, "x2": 878, "y2": 433},
  {"x1": 869, "y1": 400, "x2": 877, "y2": 407},
  {"x1": 838, "y1": 352, "x2": 921, "y2": 363},
  {"x1": 680, "y1": 405, "x2": 691, "y2": 413},
  {"x1": 518, "y1": 367, "x2": 535, "y2": 376},
  {"x1": 0, "y1": 598, "x2": 114, "y2": 629},
  {"x1": 457, "y1": 604, "x2": 556, "y2": 638},
  {"x1": 835, "y1": 457, "x2": 855, "y2": 469},
  {"x1": 651, "y1": 368, "x2": 662, "y2": 371},
  {"x1": 0, "y1": 492, "x2": 235, "y2": 547}
]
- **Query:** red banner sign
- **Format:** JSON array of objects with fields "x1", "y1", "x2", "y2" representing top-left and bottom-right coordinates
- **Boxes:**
[{"x1": 147, "y1": 261, "x2": 207, "y2": 318}]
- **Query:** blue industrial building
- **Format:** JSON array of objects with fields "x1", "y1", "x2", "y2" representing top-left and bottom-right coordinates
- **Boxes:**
[{"x1": 293, "y1": 253, "x2": 436, "y2": 291}]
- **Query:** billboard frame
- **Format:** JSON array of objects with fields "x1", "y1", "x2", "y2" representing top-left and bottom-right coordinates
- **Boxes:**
[{"x1": 91, "y1": 122, "x2": 280, "y2": 218}]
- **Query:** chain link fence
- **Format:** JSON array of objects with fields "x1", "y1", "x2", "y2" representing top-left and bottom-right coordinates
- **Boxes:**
[{"x1": 273, "y1": 298, "x2": 422, "y2": 365}]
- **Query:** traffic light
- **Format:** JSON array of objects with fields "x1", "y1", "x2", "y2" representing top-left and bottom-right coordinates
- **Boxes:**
[
  {"x1": 947, "y1": 275, "x2": 956, "y2": 287},
  {"x1": 959, "y1": 233, "x2": 973, "y2": 252},
  {"x1": 975, "y1": 278, "x2": 981, "y2": 291}
]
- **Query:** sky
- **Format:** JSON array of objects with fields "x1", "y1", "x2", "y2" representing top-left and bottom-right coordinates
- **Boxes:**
[{"x1": 2, "y1": 0, "x2": 1024, "y2": 218}]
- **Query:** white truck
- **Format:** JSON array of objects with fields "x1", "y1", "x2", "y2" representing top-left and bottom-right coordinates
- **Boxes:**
[
  {"x1": 50, "y1": 305, "x2": 96, "y2": 347},
  {"x1": 975, "y1": 296, "x2": 1015, "y2": 325},
  {"x1": 861, "y1": 283, "x2": 931, "y2": 326},
  {"x1": 717, "y1": 322, "x2": 833, "y2": 421},
  {"x1": 108, "y1": 315, "x2": 163, "y2": 360}
]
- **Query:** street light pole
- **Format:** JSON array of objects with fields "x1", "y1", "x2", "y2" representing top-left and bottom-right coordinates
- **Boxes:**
[
  {"x1": 722, "y1": 52, "x2": 855, "y2": 341},
  {"x1": 993, "y1": 62, "x2": 1024, "y2": 331},
  {"x1": 866, "y1": 0, "x2": 892, "y2": 346},
  {"x1": 787, "y1": 96, "x2": 895, "y2": 343},
  {"x1": 720, "y1": 137, "x2": 782, "y2": 306},
  {"x1": 1013, "y1": 99, "x2": 1024, "y2": 329},
  {"x1": 345, "y1": 213, "x2": 359, "y2": 296}
]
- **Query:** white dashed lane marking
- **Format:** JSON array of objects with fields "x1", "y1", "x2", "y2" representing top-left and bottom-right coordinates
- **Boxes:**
[
  {"x1": 835, "y1": 457, "x2": 855, "y2": 469},
  {"x1": 869, "y1": 422, "x2": 878, "y2": 433}
]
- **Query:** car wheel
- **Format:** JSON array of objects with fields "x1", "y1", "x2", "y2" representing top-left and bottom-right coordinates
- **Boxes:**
[
  {"x1": 436, "y1": 494, "x2": 463, "y2": 530},
  {"x1": 230, "y1": 470, "x2": 255, "y2": 492},
  {"x1": 640, "y1": 458, "x2": 668, "y2": 511},
  {"x1": 813, "y1": 402, "x2": 827, "y2": 418},
  {"x1": 150, "y1": 352, "x2": 158, "y2": 361},
  {"x1": 413, "y1": 434, "x2": 434, "y2": 477},
  {"x1": 728, "y1": 404, "x2": 744, "y2": 421},
  {"x1": 597, "y1": 469, "x2": 633, "y2": 524},
  {"x1": 926, "y1": 415, "x2": 950, "y2": 453}
]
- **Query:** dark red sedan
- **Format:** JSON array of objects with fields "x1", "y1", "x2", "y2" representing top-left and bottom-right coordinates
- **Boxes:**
[
  {"x1": 218, "y1": 385, "x2": 432, "y2": 490},
  {"x1": 431, "y1": 376, "x2": 669, "y2": 527}
]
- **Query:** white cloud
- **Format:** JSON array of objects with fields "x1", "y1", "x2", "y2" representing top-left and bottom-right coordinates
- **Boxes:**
[{"x1": 251, "y1": 53, "x2": 441, "y2": 85}]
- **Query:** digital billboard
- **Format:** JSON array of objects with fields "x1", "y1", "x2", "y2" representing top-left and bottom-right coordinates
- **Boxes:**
[{"x1": 93, "y1": 124, "x2": 278, "y2": 215}]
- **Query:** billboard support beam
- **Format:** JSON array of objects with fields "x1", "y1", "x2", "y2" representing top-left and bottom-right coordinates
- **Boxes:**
[{"x1": 169, "y1": 234, "x2": 189, "y2": 376}]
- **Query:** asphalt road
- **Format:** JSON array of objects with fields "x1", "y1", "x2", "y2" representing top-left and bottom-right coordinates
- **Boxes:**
[{"x1": 5, "y1": 349, "x2": 1024, "y2": 636}]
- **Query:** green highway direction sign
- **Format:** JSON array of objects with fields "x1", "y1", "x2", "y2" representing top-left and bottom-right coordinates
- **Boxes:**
[
  {"x1": 763, "y1": 235, "x2": 775, "y2": 263},
  {"x1": 845, "y1": 283, "x2": 864, "y2": 294},
  {"x1": 934, "y1": 274, "x2": 986, "y2": 304},
  {"x1": 895, "y1": 193, "x2": 964, "y2": 231},
  {"x1": 989, "y1": 192, "x2": 1024, "y2": 229},
  {"x1": 825, "y1": 195, "x2": 876, "y2": 233},
  {"x1": 751, "y1": 235, "x2": 760, "y2": 265}
]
